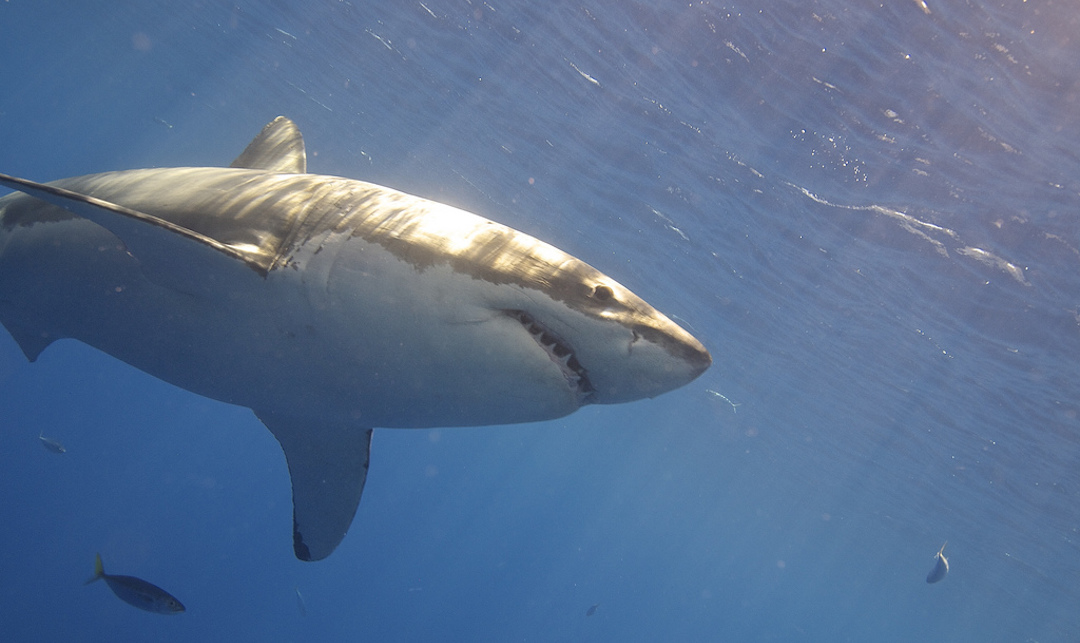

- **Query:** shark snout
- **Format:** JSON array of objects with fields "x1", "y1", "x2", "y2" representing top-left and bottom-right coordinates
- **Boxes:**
[
  {"x1": 680, "y1": 335, "x2": 712, "y2": 380},
  {"x1": 584, "y1": 319, "x2": 711, "y2": 405},
  {"x1": 655, "y1": 326, "x2": 712, "y2": 393},
  {"x1": 636, "y1": 319, "x2": 711, "y2": 378}
]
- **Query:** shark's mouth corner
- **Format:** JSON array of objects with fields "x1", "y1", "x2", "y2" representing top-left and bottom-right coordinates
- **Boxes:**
[{"x1": 506, "y1": 309, "x2": 595, "y2": 404}]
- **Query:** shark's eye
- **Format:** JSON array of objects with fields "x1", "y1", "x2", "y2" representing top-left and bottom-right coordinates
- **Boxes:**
[{"x1": 593, "y1": 285, "x2": 614, "y2": 301}]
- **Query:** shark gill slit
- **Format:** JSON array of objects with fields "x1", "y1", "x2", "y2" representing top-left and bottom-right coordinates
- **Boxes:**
[{"x1": 505, "y1": 309, "x2": 595, "y2": 402}]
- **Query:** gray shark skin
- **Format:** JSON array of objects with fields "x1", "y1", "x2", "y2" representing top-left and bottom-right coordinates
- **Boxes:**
[{"x1": 0, "y1": 117, "x2": 711, "y2": 561}]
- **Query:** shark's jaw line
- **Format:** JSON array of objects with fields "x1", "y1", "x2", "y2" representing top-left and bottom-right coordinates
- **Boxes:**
[
  {"x1": 506, "y1": 309, "x2": 595, "y2": 404},
  {"x1": 0, "y1": 116, "x2": 711, "y2": 562}
]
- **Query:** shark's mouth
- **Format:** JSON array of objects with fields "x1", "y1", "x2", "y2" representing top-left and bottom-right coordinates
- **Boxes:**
[{"x1": 507, "y1": 310, "x2": 595, "y2": 403}]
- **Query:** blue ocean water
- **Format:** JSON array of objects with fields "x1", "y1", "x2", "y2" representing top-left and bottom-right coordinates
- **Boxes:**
[{"x1": 1, "y1": 0, "x2": 1078, "y2": 641}]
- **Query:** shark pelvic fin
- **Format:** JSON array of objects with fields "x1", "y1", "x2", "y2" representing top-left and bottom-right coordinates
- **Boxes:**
[{"x1": 257, "y1": 411, "x2": 372, "y2": 562}]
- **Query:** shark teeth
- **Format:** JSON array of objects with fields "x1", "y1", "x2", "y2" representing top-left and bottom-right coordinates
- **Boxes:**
[{"x1": 507, "y1": 310, "x2": 595, "y2": 403}]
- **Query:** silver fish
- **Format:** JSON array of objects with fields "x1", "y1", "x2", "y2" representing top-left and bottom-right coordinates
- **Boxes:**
[
  {"x1": 85, "y1": 553, "x2": 185, "y2": 614},
  {"x1": 38, "y1": 431, "x2": 66, "y2": 454},
  {"x1": 295, "y1": 586, "x2": 307, "y2": 616},
  {"x1": 925, "y1": 541, "x2": 949, "y2": 584}
]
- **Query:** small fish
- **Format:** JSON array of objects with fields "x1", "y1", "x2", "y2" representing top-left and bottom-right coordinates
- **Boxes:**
[
  {"x1": 38, "y1": 431, "x2": 66, "y2": 454},
  {"x1": 85, "y1": 553, "x2": 185, "y2": 614},
  {"x1": 295, "y1": 586, "x2": 307, "y2": 616},
  {"x1": 586, "y1": 603, "x2": 599, "y2": 617},
  {"x1": 926, "y1": 541, "x2": 949, "y2": 584}
]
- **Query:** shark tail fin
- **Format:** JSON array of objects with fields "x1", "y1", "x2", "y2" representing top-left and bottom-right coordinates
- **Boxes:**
[{"x1": 0, "y1": 316, "x2": 57, "y2": 362}]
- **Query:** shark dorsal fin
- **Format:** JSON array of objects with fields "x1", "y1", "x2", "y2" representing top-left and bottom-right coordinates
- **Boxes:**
[{"x1": 230, "y1": 116, "x2": 307, "y2": 173}]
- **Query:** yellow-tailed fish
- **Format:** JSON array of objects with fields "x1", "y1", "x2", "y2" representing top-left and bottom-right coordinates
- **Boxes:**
[{"x1": 85, "y1": 553, "x2": 185, "y2": 614}]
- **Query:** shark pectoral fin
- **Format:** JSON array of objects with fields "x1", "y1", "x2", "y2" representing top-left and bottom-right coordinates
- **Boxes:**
[
  {"x1": 230, "y1": 116, "x2": 307, "y2": 174},
  {"x1": 257, "y1": 411, "x2": 372, "y2": 562},
  {"x1": 0, "y1": 172, "x2": 271, "y2": 280}
]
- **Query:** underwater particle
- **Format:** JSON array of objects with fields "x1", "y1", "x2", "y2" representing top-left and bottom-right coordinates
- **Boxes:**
[
  {"x1": 85, "y1": 553, "x2": 185, "y2": 614},
  {"x1": 131, "y1": 32, "x2": 152, "y2": 52},
  {"x1": 926, "y1": 541, "x2": 949, "y2": 584},
  {"x1": 38, "y1": 431, "x2": 66, "y2": 454}
]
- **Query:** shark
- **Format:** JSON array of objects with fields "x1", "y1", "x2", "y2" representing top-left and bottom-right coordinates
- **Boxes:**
[{"x1": 0, "y1": 117, "x2": 711, "y2": 561}]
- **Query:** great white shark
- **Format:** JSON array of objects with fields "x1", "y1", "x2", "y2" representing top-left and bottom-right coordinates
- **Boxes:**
[{"x1": 0, "y1": 117, "x2": 710, "y2": 561}]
